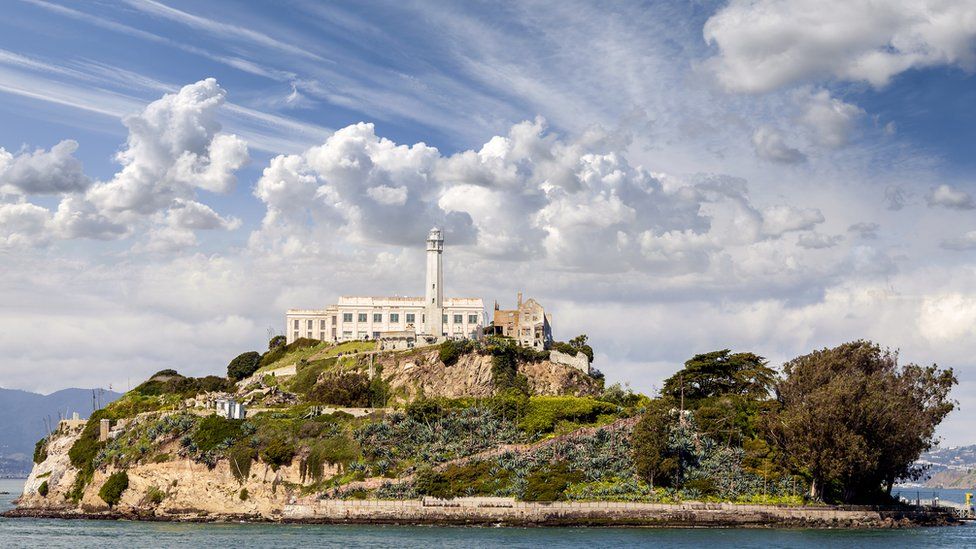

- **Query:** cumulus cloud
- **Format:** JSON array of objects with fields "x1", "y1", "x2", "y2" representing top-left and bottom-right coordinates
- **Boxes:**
[
  {"x1": 0, "y1": 79, "x2": 247, "y2": 249},
  {"x1": 87, "y1": 78, "x2": 249, "y2": 214},
  {"x1": 761, "y1": 205, "x2": 825, "y2": 236},
  {"x1": 704, "y1": 0, "x2": 976, "y2": 93},
  {"x1": 927, "y1": 184, "x2": 975, "y2": 210},
  {"x1": 0, "y1": 140, "x2": 90, "y2": 195},
  {"x1": 751, "y1": 126, "x2": 806, "y2": 164},
  {"x1": 0, "y1": 201, "x2": 51, "y2": 248},
  {"x1": 918, "y1": 293, "x2": 976, "y2": 342},
  {"x1": 796, "y1": 89, "x2": 864, "y2": 148}
]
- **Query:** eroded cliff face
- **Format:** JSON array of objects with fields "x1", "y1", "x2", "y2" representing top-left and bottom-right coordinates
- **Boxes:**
[
  {"x1": 377, "y1": 349, "x2": 599, "y2": 402},
  {"x1": 19, "y1": 426, "x2": 339, "y2": 519}
]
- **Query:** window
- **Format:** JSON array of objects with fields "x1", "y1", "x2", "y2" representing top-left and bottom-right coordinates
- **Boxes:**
[
  {"x1": 306, "y1": 331, "x2": 312, "y2": 339},
  {"x1": 468, "y1": 314, "x2": 478, "y2": 324},
  {"x1": 406, "y1": 313, "x2": 415, "y2": 323},
  {"x1": 342, "y1": 330, "x2": 352, "y2": 338},
  {"x1": 293, "y1": 331, "x2": 298, "y2": 340},
  {"x1": 442, "y1": 314, "x2": 448, "y2": 323},
  {"x1": 331, "y1": 315, "x2": 337, "y2": 325},
  {"x1": 390, "y1": 313, "x2": 399, "y2": 323},
  {"x1": 307, "y1": 319, "x2": 313, "y2": 329},
  {"x1": 319, "y1": 332, "x2": 326, "y2": 340},
  {"x1": 343, "y1": 313, "x2": 353, "y2": 322},
  {"x1": 293, "y1": 319, "x2": 299, "y2": 329},
  {"x1": 373, "y1": 313, "x2": 382, "y2": 323},
  {"x1": 358, "y1": 313, "x2": 367, "y2": 322},
  {"x1": 372, "y1": 331, "x2": 381, "y2": 339},
  {"x1": 453, "y1": 314, "x2": 463, "y2": 324},
  {"x1": 320, "y1": 319, "x2": 326, "y2": 330},
  {"x1": 421, "y1": 314, "x2": 425, "y2": 323}
]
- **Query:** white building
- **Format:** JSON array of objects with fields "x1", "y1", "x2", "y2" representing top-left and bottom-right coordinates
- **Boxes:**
[
  {"x1": 215, "y1": 398, "x2": 246, "y2": 420},
  {"x1": 285, "y1": 228, "x2": 485, "y2": 346}
]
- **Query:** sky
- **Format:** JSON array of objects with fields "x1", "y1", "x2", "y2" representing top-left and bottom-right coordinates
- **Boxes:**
[{"x1": 1, "y1": 0, "x2": 975, "y2": 445}]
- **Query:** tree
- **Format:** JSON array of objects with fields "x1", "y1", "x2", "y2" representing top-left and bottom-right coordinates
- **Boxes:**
[
  {"x1": 227, "y1": 351, "x2": 261, "y2": 381},
  {"x1": 631, "y1": 399, "x2": 680, "y2": 488},
  {"x1": 661, "y1": 350, "x2": 775, "y2": 404},
  {"x1": 770, "y1": 341, "x2": 956, "y2": 503},
  {"x1": 99, "y1": 471, "x2": 129, "y2": 508},
  {"x1": 568, "y1": 334, "x2": 594, "y2": 363}
]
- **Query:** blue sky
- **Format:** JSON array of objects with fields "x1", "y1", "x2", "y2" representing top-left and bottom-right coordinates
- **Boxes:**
[{"x1": 1, "y1": 0, "x2": 976, "y2": 445}]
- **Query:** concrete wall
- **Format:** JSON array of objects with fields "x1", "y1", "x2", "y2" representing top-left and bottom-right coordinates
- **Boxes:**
[
  {"x1": 283, "y1": 497, "x2": 944, "y2": 527},
  {"x1": 550, "y1": 349, "x2": 590, "y2": 373}
]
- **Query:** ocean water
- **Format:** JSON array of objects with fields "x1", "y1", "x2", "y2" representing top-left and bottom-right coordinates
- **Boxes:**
[{"x1": 1, "y1": 479, "x2": 974, "y2": 548}]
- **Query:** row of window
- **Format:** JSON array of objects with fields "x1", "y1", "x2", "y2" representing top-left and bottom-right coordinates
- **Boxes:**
[{"x1": 294, "y1": 312, "x2": 481, "y2": 331}]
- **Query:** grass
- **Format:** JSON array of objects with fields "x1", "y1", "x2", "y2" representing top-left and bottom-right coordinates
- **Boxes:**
[
  {"x1": 256, "y1": 340, "x2": 331, "y2": 374},
  {"x1": 314, "y1": 340, "x2": 376, "y2": 359}
]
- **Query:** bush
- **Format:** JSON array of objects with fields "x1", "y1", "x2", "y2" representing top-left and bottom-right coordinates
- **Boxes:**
[
  {"x1": 227, "y1": 351, "x2": 262, "y2": 381},
  {"x1": 439, "y1": 339, "x2": 471, "y2": 366},
  {"x1": 308, "y1": 371, "x2": 370, "y2": 407},
  {"x1": 99, "y1": 471, "x2": 129, "y2": 508},
  {"x1": 151, "y1": 369, "x2": 179, "y2": 378},
  {"x1": 134, "y1": 374, "x2": 234, "y2": 397},
  {"x1": 228, "y1": 443, "x2": 257, "y2": 483},
  {"x1": 413, "y1": 461, "x2": 511, "y2": 499},
  {"x1": 239, "y1": 488, "x2": 249, "y2": 501},
  {"x1": 145, "y1": 485, "x2": 165, "y2": 505},
  {"x1": 519, "y1": 397, "x2": 619, "y2": 434},
  {"x1": 269, "y1": 335, "x2": 286, "y2": 350},
  {"x1": 261, "y1": 438, "x2": 296, "y2": 471},
  {"x1": 192, "y1": 415, "x2": 247, "y2": 453},
  {"x1": 33, "y1": 437, "x2": 48, "y2": 464},
  {"x1": 302, "y1": 436, "x2": 361, "y2": 481},
  {"x1": 523, "y1": 462, "x2": 584, "y2": 501},
  {"x1": 37, "y1": 480, "x2": 49, "y2": 497}
]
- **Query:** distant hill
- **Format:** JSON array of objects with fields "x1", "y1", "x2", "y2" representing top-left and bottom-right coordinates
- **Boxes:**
[
  {"x1": 917, "y1": 445, "x2": 976, "y2": 488},
  {"x1": 0, "y1": 387, "x2": 121, "y2": 477}
]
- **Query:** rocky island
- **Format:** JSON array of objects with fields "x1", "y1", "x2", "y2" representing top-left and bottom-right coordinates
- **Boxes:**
[{"x1": 4, "y1": 336, "x2": 961, "y2": 528}]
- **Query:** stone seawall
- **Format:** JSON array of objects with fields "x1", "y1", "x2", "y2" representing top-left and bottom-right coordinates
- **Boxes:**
[{"x1": 281, "y1": 497, "x2": 956, "y2": 528}]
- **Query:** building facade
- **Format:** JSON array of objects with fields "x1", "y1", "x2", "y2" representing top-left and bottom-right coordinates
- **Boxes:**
[
  {"x1": 285, "y1": 228, "x2": 485, "y2": 345},
  {"x1": 492, "y1": 292, "x2": 553, "y2": 350}
]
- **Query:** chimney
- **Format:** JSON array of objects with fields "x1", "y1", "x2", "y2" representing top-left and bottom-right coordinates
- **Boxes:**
[{"x1": 517, "y1": 292, "x2": 523, "y2": 307}]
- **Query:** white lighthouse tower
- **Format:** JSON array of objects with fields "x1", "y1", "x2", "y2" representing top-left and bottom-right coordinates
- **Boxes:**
[{"x1": 424, "y1": 227, "x2": 444, "y2": 339}]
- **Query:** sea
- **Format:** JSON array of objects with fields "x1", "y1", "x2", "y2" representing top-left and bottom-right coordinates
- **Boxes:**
[{"x1": 1, "y1": 479, "x2": 974, "y2": 548}]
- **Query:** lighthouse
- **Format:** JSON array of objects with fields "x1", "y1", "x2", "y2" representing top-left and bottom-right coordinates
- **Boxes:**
[{"x1": 424, "y1": 227, "x2": 444, "y2": 339}]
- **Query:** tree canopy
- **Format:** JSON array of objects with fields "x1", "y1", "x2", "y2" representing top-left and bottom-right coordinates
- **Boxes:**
[
  {"x1": 661, "y1": 350, "x2": 775, "y2": 404},
  {"x1": 769, "y1": 340, "x2": 956, "y2": 503},
  {"x1": 227, "y1": 351, "x2": 262, "y2": 381}
]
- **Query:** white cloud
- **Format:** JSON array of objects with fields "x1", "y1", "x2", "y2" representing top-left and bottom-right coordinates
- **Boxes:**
[
  {"x1": 796, "y1": 89, "x2": 864, "y2": 148},
  {"x1": 941, "y1": 230, "x2": 976, "y2": 251},
  {"x1": 761, "y1": 205, "x2": 825, "y2": 236},
  {"x1": 0, "y1": 201, "x2": 51, "y2": 248},
  {"x1": 704, "y1": 0, "x2": 976, "y2": 93},
  {"x1": 366, "y1": 185, "x2": 408, "y2": 206},
  {"x1": 0, "y1": 140, "x2": 90, "y2": 195},
  {"x1": 927, "y1": 184, "x2": 975, "y2": 210},
  {"x1": 87, "y1": 78, "x2": 248, "y2": 214},
  {"x1": 751, "y1": 126, "x2": 806, "y2": 164},
  {"x1": 919, "y1": 293, "x2": 976, "y2": 343},
  {"x1": 798, "y1": 232, "x2": 843, "y2": 249}
]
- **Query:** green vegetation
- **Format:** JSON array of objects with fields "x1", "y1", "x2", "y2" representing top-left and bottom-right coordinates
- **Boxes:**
[
  {"x1": 414, "y1": 461, "x2": 512, "y2": 499},
  {"x1": 260, "y1": 437, "x2": 297, "y2": 471},
  {"x1": 133, "y1": 371, "x2": 233, "y2": 398},
  {"x1": 33, "y1": 437, "x2": 47, "y2": 464},
  {"x1": 227, "y1": 351, "x2": 262, "y2": 381},
  {"x1": 519, "y1": 396, "x2": 619, "y2": 434},
  {"x1": 145, "y1": 485, "x2": 165, "y2": 505},
  {"x1": 523, "y1": 461, "x2": 585, "y2": 501},
  {"x1": 37, "y1": 480, "x2": 48, "y2": 497},
  {"x1": 239, "y1": 488, "x2": 249, "y2": 501},
  {"x1": 190, "y1": 415, "x2": 249, "y2": 455},
  {"x1": 308, "y1": 371, "x2": 370, "y2": 406},
  {"x1": 439, "y1": 339, "x2": 472, "y2": 366},
  {"x1": 98, "y1": 471, "x2": 129, "y2": 508},
  {"x1": 228, "y1": 443, "x2": 257, "y2": 483},
  {"x1": 552, "y1": 334, "x2": 594, "y2": 363},
  {"x1": 772, "y1": 341, "x2": 956, "y2": 503}
]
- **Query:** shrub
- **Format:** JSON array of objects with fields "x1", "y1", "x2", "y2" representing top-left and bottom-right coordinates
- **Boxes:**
[
  {"x1": 228, "y1": 443, "x2": 257, "y2": 483},
  {"x1": 439, "y1": 339, "x2": 471, "y2": 366},
  {"x1": 303, "y1": 436, "x2": 360, "y2": 481},
  {"x1": 239, "y1": 488, "x2": 249, "y2": 501},
  {"x1": 99, "y1": 471, "x2": 129, "y2": 508},
  {"x1": 192, "y1": 415, "x2": 247, "y2": 453},
  {"x1": 227, "y1": 351, "x2": 262, "y2": 381},
  {"x1": 522, "y1": 462, "x2": 584, "y2": 501},
  {"x1": 134, "y1": 374, "x2": 234, "y2": 397},
  {"x1": 519, "y1": 397, "x2": 619, "y2": 434},
  {"x1": 151, "y1": 369, "x2": 179, "y2": 378},
  {"x1": 145, "y1": 485, "x2": 165, "y2": 505},
  {"x1": 308, "y1": 371, "x2": 370, "y2": 407},
  {"x1": 261, "y1": 438, "x2": 296, "y2": 471},
  {"x1": 269, "y1": 335, "x2": 286, "y2": 350},
  {"x1": 413, "y1": 461, "x2": 511, "y2": 499},
  {"x1": 33, "y1": 437, "x2": 48, "y2": 464},
  {"x1": 37, "y1": 480, "x2": 49, "y2": 497}
]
